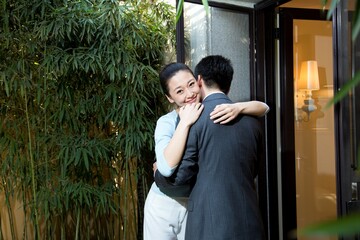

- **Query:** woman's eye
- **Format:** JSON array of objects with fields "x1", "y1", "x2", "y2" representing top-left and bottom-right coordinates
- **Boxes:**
[{"x1": 176, "y1": 90, "x2": 183, "y2": 94}]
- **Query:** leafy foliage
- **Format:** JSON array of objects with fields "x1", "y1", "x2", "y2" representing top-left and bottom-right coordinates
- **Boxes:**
[
  {"x1": 295, "y1": 213, "x2": 360, "y2": 237},
  {"x1": 176, "y1": 0, "x2": 209, "y2": 22},
  {"x1": 0, "y1": 0, "x2": 174, "y2": 239},
  {"x1": 325, "y1": 0, "x2": 360, "y2": 107}
]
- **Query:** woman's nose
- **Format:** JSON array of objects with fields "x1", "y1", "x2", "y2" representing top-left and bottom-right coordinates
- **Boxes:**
[{"x1": 186, "y1": 88, "x2": 194, "y2": 97}]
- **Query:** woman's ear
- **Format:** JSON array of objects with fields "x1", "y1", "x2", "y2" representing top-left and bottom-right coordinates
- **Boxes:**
[{"x1": 166, "y1": 95, "x2": 175, "y2": 103}]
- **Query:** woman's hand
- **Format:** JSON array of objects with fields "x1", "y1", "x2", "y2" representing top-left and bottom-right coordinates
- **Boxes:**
[
  {"x1": 210, "y1": 101, "x2": 269, "y2": 124},
  {"x1": 178, "y1": 103, "x2": 204, "y2": 126},
  {"x1": 210, "y1": 103, "x2": 240, "y2": 124},
  {"x1": 162, "y1": 103, "x2": 203, "y2": 169},
  {"x1": 153, "y1": 162, "x2": 158, "y2": 176}
]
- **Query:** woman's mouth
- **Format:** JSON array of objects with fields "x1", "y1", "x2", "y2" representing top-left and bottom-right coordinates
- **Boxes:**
[{"x1": 185, "y1": 97, "x2": 197, "y2": 104}]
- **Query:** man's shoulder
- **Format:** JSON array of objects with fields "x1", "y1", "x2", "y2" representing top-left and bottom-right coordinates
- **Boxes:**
[
  {"x1": 236, "y1": 115, "x2": 262, "y2": 135},
  {"x1": 239, "y1": 114, "x2": 261, "y2": 124},
  {"x1": 201, "y1": 94, "x2": 232, "y2": 114},
  {"x1": 241, "y1": 114, "x2": 260, "y2": 120}
]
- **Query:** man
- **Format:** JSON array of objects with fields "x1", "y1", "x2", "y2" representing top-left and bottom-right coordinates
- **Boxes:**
[{"x1": 155, "y1": 55, "x2": 265, "y2": 240}]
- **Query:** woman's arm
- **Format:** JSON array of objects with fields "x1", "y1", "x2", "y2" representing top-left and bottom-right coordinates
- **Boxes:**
[
  {"x1": 155, "y1": 103, "x2": 203, "y2": 176},
  {"x1": 210, "y1": 101, "x2": 269, "y2": 124},
  {"x1": 163, "y1": 103, "x2": 203, "y2": 168}
]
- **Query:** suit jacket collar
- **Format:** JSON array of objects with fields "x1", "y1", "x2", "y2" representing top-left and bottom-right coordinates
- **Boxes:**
[{"x1": 202, "y1": 92, "x2": 228, "y2": 103}]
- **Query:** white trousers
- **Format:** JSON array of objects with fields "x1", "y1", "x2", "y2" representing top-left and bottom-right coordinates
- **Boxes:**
[{"x1": 143, "y1": 187, "x2": 188, "y2": 240}]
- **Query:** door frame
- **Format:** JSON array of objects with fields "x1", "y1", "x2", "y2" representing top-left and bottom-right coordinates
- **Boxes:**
[
  {"x1": 255, "y1": 1, "x2": 357, "y2": 238},
  {"x1": 278, "y1": 7, "x2": 334, "y2": 238},
  {"x1": 254, "y1": 1, "x2": 281, "y2": 239},
  {"x1": 268, "y1": 4, "x2": 354, "y2": 238}
]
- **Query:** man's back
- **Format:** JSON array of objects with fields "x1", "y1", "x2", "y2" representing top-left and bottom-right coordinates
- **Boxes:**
[{"x1": 181, "y1": 93, "x2": 265, "y2": 240}]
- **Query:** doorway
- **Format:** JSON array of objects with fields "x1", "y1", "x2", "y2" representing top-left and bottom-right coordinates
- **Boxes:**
[
  {"x1": 278, "y1": 7, "x2": 337, "y2": 239},
  {"x1": 254, "y1": 0, "x2": 360, "y2": 239},
  {"x1": 293, "y1": 19, "x2": 337, "y2": 239}
]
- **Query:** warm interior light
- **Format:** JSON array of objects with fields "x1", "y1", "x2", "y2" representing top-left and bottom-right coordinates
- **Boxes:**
[
  {"x1": 297, "y1": 60, "x2": 320, "y2": 120},
  {"x1": 298, "y1": 60, "x2": 320, "y2": 90}
]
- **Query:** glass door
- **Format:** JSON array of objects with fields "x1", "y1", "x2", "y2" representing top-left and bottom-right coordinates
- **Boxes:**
[
  {"x1": 293, "y1": 19, "x2": 337, "y2": 240},
  {"x1": 256, "y1": 0, "x2": 360, "y2": 238},
  {"x1": 182, "y1": 2, "x2": 253, "y2": 103},
  {"x1": 278, "y1": 7, "x2": 337, "y2": 239}
]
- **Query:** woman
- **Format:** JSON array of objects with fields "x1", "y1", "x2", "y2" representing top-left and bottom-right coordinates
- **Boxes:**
[{"x1": 143, "y1": 62, "x2": 269, "y2": 240}]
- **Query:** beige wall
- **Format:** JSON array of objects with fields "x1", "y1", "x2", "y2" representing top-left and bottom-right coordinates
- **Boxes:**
[{"x1": 0, "y1": 194, "x2": 34, "y2": 239}]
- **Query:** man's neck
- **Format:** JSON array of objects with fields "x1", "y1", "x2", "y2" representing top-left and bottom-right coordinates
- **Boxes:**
[{"x1": 202, "y1": 89, "x2": 224, "y2": 101}]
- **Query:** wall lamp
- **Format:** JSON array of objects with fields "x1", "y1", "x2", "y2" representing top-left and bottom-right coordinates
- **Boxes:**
[{"x1": 297, "y1": 60, "x2": 320, "y2": 122}]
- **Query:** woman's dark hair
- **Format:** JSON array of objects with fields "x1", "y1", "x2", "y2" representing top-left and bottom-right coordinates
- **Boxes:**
[{"x1": 159, "y1": 62, "x2": 194, "y2": 96}]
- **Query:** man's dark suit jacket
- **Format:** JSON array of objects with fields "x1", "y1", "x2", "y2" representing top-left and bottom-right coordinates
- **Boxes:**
[{"x1": 155, "y1": 93, "x2": 265, "y2": 240}]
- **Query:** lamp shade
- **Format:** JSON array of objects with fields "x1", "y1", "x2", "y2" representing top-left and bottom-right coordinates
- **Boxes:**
[{"x1": 298, "y1": 60, "x2": 320, "y2": 90}]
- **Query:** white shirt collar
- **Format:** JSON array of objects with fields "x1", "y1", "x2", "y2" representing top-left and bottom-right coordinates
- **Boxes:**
[{"x1": 202, "y1": 91, "x2": 225, "y2": 101}]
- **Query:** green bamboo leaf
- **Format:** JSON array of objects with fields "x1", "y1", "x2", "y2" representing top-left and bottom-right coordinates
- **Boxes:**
[
  {"x1": 64, "y1": 146, "x2": 69, "y2": 165},
  {"x1": 326, "y1": 71, "x2": 360, "y2": 108},
  {"x1": 96, "y1": 146, "x2": 103, "y2": 159},
  {"x1": 20, "y1": 84, "x2": 25, "y2": 98},
  {"x1": 175, "y1": 0, "x2": 184, "y2": 23},
  {"x1": 83, "y1": 149, "x2": 89, "y2": 170},
  {"x1": 202, "y1": 0, "x2": 209, "y2": 15},
  {"x1": 73, "y1": 57, "x2": 78, "y2": 70},
  {"x1": 37, "y1": 85, "x2": 42, "y2": 103},
  {"x1": 87, "y1": 145, "x2": 94, "y2": 159},
  {"x1": 321, "y1": 0, "x2": 327, "y2": 7},
  {"x1": 352, "y1": 0, "x2": 360, "y2": 40},
  {"x1": 84, "y1": 190, "x2": 90, "y2": 207},
  {"x1": 326, "y1": 0, "x2": 339, "y2": 20},
  {"x1": 296, "y1": 213, "x2": 360, "y2": 237},
  {"x1": 59, "y1": 108, "x2": 65, "y2": 123},
  {"x1": 109, "y1": 66, "x2": 115, "y2": 81},
  {"x1": 75, "y1": 148, "x2": 81, "y2": 166},
  {"x1": 112, "y1": 91, "x2": 117, "y2": 109},
  {"x1": 4, "y1": 79, "x2": 10, "y2": 96},
  {"x1": 64, "y1": 186, "x2": 69, "y2": 210}
]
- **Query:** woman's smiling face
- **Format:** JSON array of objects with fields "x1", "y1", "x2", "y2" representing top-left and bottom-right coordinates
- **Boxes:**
[{"x1": 166, "y1": 70, "x2": 201, "y2": 107}]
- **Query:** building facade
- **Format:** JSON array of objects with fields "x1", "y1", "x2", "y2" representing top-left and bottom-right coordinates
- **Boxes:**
[{"x1": 176, "y1": 0, "x2": 360, "y2": 239}]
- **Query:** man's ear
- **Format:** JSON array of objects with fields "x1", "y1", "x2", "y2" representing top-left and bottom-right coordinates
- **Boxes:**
[
  {"x1": 197, "y1": 75, "x2": 203, "y2": 87},
  {"x1": 166, "y1": 95, "x2": 175, "y2": 103}
]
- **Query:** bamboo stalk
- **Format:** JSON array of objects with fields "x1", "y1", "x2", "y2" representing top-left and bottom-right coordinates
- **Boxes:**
[
  {"x1": 24, "y1": 87, "x2": 40, "y2": 239},
  {"x1": 75, "y1": 208, "x2": 80, "y2": 240},
  {"x1": 123, "y1": 159, "x2": 129, "y2": 240},
  {"x1": 43, "y1": 49, "x2": 50, "y2": 240},
  {"x1": 129, "y1": 158, "x2": 137, "y2": 237},
  {"x1": 21, "y1": 182, "x2": 28, "y2": 240}
]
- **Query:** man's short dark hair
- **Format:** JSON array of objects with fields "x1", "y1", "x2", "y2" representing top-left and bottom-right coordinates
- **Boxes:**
[{"x1": 194, "y1": 55, "x2": 234, "y2": 94}]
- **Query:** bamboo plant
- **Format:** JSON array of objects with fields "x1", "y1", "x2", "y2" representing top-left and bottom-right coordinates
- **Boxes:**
[{"x1": 0, "y1": 0, "x2": 175, "y2": 239}]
